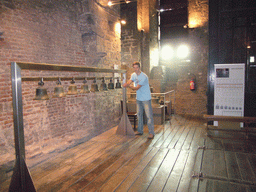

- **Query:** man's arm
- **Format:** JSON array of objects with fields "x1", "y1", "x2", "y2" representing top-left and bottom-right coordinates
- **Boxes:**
[
  {"x1": 123, "y1": 79, "x2": 142, "y2": 90},
  {"x1": 129, "y1": 84, "x2": 142, "y2": 90},
  {"x1": 123, "y1": 79, "x2": 133, "y2": 88}
]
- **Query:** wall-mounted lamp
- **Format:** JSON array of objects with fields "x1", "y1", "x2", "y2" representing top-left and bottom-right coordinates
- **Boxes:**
[{"x1": 120, "y1": 19, "x2": 126, "y2": 25}]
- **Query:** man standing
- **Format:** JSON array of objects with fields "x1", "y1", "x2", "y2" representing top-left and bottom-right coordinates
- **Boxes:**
[{"x1": 123, "y1": 61, "x2": 155, "y2": 139}]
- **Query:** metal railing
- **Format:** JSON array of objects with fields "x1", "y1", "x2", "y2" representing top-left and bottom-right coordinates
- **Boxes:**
[{"x1": 127, "y1": 90, "x2": 175, "y2": 122}]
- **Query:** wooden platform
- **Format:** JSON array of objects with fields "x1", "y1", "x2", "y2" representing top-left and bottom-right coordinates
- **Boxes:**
[{"x1": 1, "y1": 115, "x2": 256, "y2": 191}]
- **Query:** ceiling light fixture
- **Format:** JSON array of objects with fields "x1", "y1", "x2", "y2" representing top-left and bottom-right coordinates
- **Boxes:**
[{"x1": 107, "y1": 0, "x2": 136, "y2": 7}]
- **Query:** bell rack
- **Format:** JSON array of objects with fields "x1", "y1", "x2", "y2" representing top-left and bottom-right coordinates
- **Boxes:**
[
  {"x1": 21, "y1": 76, "x2": 121, "y2": 81},
  {"x1": 10, "y1": 62, "x2": 134, "y2": 192}
]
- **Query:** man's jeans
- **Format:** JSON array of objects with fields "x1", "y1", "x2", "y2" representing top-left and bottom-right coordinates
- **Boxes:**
[{"x1": 136, "y1": 100, "x2": 155, "y2": 135}]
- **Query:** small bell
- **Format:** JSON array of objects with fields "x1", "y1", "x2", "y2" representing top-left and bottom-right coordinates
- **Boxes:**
[
  {"x1": 80, "y1": 78, "x2": 90, "y2": 93},
  {"x1": 34, "y1": 78, "x2": 50, "y2": 100},
  {"x1": 100, "y1": 78, "x2": 108, "y2": 91},
  {"x1": 108, "y1": 78, "x2": 115, "y2": 89},
  {"x1": 53, "y1": 79, "x2": 65, "y2": 98},
  {"x1": 67, "y1": 78, "x2": 78, "y2": 95},
  {"x1": 90, "y1": 78, "x2": 99, "y2": 92},
  {"x1": 115, "y1": 78, "x2": 122, "y2": 89}
]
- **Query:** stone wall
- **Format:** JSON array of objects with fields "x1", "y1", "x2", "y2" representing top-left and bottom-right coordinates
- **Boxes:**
[
  {"x1": 0, "y1": 0, "x2": 122, "y2": 182},
  {"x1": 162, "y1": 0, "x2": 209, "y2": 116},
  {"x1": 121, "y1": 0, "x2": 158, "y2": 94}
]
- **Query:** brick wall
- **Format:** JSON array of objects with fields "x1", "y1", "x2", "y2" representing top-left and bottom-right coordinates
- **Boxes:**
[
  {"x1": 0, "y1": 0, "x2": 122, "y2": 181},
  {"x1": 173, "y1": 0, "x2": 209, "y2": 116}
]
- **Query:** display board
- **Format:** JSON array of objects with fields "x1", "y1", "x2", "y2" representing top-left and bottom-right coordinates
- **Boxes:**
[{"x1": 214, "y1": 64, "x2": 245, "y2": 127}]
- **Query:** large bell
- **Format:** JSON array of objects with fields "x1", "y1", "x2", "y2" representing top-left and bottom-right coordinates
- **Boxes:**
[
  {"x1": 100, "y1": 78, "x2": 108, "y2": 91},
  {"x1": 34, "y1": 78, "x2": 50, "y2": 100},
  {"x1": 108, "y1": 78, "x2": 115, "y2": 89},
  {"x1": 115, "y1": 78, "x2": 122, "y2": 89},
  {"x1": 53, "y1": 79, "x2": 65, "y2": 98},
  {"x1": 67, "y1": 79, "x2": 78, "y2": 95},
  {"x1": 80, "y1": 78, "x2": 90, "y2": 93},
  {"x1": 90, "y1": 79, "x2": 99, "y2": 92}
]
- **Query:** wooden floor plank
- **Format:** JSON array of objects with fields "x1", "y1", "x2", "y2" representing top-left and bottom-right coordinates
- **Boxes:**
[
  {"x1": 174, "y1": 124, "x2": 192, "y2": 150},
  {"x1": 127, "y1": 148, "x2": 169, "y2": 192},
  {"x1": 159, "y1": 124, "x2": 181, "y2": 148},
  {"x1": 162, "y1": 150, "x2": 189, "y2": 192},
  {"x1": 189, "y1": 124, "x2": 206, "y2": 150},
  {"x1": 34, "y1": 141, "x2": 114, "y2": 189},
  {"x1": 176, "y1": 149, "x2": 198, "y2": 192},
  {"x1": 98, "y1": 142, "x2": 154, "y2": 192},
  {"x1": 201, "y1": 149, "x2": 214, "y2": 177},
  {"x1": 146, "y1": 149, "x2": 180, "y2": 192},
  {"x1": 181, "y1": 125, "x2": 196, "y2": 150},
  {"x1": 236, "y1": 153, "x2": 256, "y2": 183},
  {"x1": 167, "y1": 125, "x2": 186, "y2": 149},
  {"x1": 214, "y1": 150, "x2": 228, "y2": 178},
  {"x1": 214, "y1": 180, "x2": 246, "y2": 192},
  {"x1": 222, "y1": 139, "x2": 234, "y2": 151},
  {"x1": 153, "y1": 123, "x2": 174, "y2": 148},
  {"x1": 247, "y1": 154, "x2": 256, "y2": 178},
  {"x1": 189, "y1": 149, "x2": 204, "y2": 192},
  {"x1": 198, "y1": 179, "x2": 214, "y2": 192},
  {"x1": 247, "y1": 185, "x2": 256, "y2": 192},
  {"x1": 225, "y1": 151, "x2": 241, "y2": 180},
  {"x1": 205, "y1": 137, "x2": 223, "y2": 150},
  {"x1": 114, "y1": 147, "x2": 159, "y2": 192},
  {"x1": 81, "y1": 138, "x2": 158, "y2": 191},
  {"x1": 232, "y1": 140, "x2": 247, "y2": 153},
  {"x1": 67, "y1": 143, "x2": 131, "y2": 191},
  {"x1": 35, "y1": 141, "x2": 120, "y2": 191}
]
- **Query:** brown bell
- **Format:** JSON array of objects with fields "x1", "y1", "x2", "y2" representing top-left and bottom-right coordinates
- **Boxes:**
[
  {"x1": 90, "y1": 79, "x2": 99, "y2": 92},
  {"x1": 115, "y1": 78, "x2": 122, "y2": 89},
  {"x1": 108, "y1": 78, "x2": 115, "y2": 89},
  {"x1": 67, "y1": 79, "x2": 78, "y2": 95},
  {"x1": 34, "y1": 78, "x2": 50, "y2": 100},
  {"x1": 100, "y1": 78, "x2": 108, "y2": 91},
  {"x1": 53, "y1": 79, "x2": 65, "y2": 98},
  {"x1": 80, "y1": 79, "x2": 90, "y2": 93},
  {"x1": 53, "y1": 85, "x2": 65, "y2": 97},
  {"x1": 34, "y1": 87, "x2": 50, "y2": 100}
]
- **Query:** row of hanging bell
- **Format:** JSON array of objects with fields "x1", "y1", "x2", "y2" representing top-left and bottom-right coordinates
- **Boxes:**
[{"x1": 34, "y1": 78, "x2": 122, "y2": 100}]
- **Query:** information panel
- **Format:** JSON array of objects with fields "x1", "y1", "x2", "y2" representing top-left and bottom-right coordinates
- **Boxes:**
[{"x1": 214, "y1": 64, "x2": 245, "y2": 127}]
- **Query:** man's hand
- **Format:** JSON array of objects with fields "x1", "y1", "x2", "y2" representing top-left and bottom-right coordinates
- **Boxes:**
[
  {"x1": 123, "y1": 82, "x2": 129, "y2": 88},
  {"x1": 123, "y1": 80, "x2": 133, "y2": 88}
]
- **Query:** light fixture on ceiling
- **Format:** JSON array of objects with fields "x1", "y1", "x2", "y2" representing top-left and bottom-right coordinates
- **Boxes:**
[{"x1": 107, "y1": 0, "x2": 136, "y2": 7}]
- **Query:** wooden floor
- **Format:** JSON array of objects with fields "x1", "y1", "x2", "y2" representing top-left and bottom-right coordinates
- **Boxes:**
[{"x1": 1, "y1": 115, "x2": 256, "y2": 192}]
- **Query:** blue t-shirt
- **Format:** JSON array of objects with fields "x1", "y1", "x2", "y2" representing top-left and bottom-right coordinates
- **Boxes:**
[{"x1": 130, "y1": 72, "x2": 151, "y2": 101}]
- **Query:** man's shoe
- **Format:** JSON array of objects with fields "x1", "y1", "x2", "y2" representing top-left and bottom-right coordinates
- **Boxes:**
[
  {"x1": 148, "y1": 134, "x2": 154, "y2": 139},
  {"x1": 135, "y1": 131, "x2": 143, "y2": 135}
]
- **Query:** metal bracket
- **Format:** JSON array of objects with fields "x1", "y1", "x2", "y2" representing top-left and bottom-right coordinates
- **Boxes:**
[
  {"x1": 198, "y1": 145, "x2": 207, "y2": 149},
  {"x1": 191, "y1": 171, "x2": 203, "y2": 179}
]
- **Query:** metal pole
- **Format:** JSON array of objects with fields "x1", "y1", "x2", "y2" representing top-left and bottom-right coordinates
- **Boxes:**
[
  {"x1": 9, "y1": 62, "x2": 36, "y2": 192},
  {"x1": 123, "y1": 73, "x2": 127, "y2": 135},
  {"x1": 163, "y1": 94, "x2": 166, "y2": 123},
  {"x1": 116, "y1": 72, "x2": 135, "y2": 136}
]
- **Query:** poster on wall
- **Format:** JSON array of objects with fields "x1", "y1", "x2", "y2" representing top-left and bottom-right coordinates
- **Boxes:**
[{"x1": 214, "y1": 63, "x2": 245, "y2": 127}]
